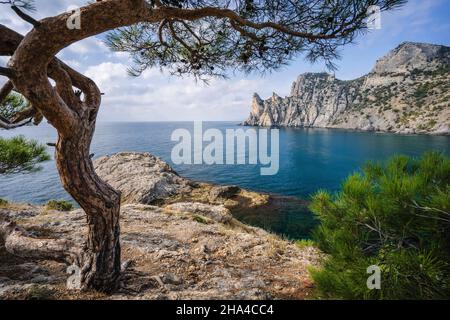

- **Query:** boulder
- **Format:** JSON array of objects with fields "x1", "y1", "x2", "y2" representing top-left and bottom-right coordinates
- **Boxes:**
[
  {"x1": 94, "y1": 152, "x2": 192, "y2": 204},
  {"x1": 208, "y1": 185, "x2": 240, "y2": 201}
]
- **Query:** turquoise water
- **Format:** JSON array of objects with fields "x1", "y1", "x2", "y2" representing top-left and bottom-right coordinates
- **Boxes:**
[{"x1": 1, "y1": 122, "x2": 449, "y2": 239}]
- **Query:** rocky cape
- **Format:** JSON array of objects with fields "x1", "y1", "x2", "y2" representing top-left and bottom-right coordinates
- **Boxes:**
[
  {"x1": 243, "y1": 42, "x2": 450, "y2": 135},
  {"x1": 0, "y1": 153, "x2": 319, "y2": 300}
]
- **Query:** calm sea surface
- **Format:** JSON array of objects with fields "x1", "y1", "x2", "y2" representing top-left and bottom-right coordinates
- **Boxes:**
[{"x1": 1, "y1": 122, "x2": 449, "y2": 239}]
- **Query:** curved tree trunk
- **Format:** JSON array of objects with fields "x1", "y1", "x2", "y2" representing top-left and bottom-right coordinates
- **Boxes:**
[
  {"x1": 0, "y1": 22, "x2": 122, "y2": 292},
  {"x1": 55, "y1": 120, "x2": 122, "y2": 292}
]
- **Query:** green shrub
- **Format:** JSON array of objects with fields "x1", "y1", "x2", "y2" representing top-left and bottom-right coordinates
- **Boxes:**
[
  {"x1": 25, "y1": 285, "x2": 55, "y2": 300},
  {"x1": 46, "y1": 200, "x2": 73, "y2": 212},
  {"x1": 309, "y1": 152, "x2": 450, "y2": 299},
  {"x1": 0, "y1": 136, "x2": 50, "y2": 174},
  {"x1": 414, "y1": 83, "x2": 432, "y2": 100},
  {"x1": 295, "y1": 239, "x2": 316, "y2": 249},
  {"x1": 192, "y1": 215, "x2": 208, "y2": 224},
  {"x1": 0, "y1": 198, "x2": 8, "y2": 207},
  {"x1": 0, "y1": 91, "x2": 28, "y2": 120}
]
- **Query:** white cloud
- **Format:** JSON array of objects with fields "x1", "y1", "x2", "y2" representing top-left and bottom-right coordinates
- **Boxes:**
[
  {"x1": 85, "y1": 62, "x2": 270, "y2": 121},
  {"x1": 66, "y1": 37, "x2": 108, "y2": 55}
]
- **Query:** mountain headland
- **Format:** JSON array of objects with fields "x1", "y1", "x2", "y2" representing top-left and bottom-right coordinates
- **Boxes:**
[{"x1": 243, "y1": 42, "x2": 450, "y2": 135}]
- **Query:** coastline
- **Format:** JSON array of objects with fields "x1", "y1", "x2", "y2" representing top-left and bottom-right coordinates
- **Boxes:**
[{"x1": 240, "y1": 123, "x2": 450, "y2": 136}]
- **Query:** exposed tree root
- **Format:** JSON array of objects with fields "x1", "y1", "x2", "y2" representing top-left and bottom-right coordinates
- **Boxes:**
[{"x1": 0, "y1": 217, "x2": 81, "y2": 266}]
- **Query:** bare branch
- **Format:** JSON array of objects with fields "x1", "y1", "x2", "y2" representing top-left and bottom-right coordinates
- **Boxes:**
[
  {"x1": 0, "y1": 80, "x2": 14, "y2": 102},
  {"x1": 9, "y1": 104, "x2": 35, "y2": 123},
  {"x1": 168, "y1": 20, "x2": 194, "y2": 54},
  {"x1": 0, "y1": 116, "x2": 31, "y2": 129},
  {"x1": 11, "y1": 5, "x2": 40, "y2": 27},
  {"x1": 0, "y1": 66, "x2": 14, "y2": 77},
  {"x1": 158, "y1": 19, "x2": 170, "y2": 46},
  {"x1": 174, "y1": 19, "x2": 202, "y2": 43}
]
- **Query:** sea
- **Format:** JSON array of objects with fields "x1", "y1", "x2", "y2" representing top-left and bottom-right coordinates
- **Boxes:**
[{"x1": 1, "y1": 122, "x2": 449, "y2": 239}]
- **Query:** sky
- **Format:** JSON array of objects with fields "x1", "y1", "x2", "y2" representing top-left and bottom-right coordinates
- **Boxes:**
[{"x1": 0, "y1": 0, "x2": 449, "y2": 122}]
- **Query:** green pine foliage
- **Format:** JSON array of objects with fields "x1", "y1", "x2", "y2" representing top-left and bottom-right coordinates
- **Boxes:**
[
  {"x1": 0, "y1": 92, "x2": 28, "y2": 120},
  {"x1": 0, "y1": 135, "x2": 50, "y2": 174},
  {"x1": 309, "y1": 152, "x2": 450, "y2": 299}
]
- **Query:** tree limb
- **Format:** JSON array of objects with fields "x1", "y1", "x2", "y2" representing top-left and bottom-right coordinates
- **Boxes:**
[
  {"x1": 0, "y1": 23, "x2": 25, "y2": 56},
  {"x1": 168, "y1": 20, "x2": 194, "y2": 54},
  {"x1": 229, "y1": 20, "x2": 261, "y2": 42},
  {"x1": 163, "y1": 6, "x2": 359, "y2": 40},
  {"x1": 0, "y1": 116, "x2": 31, "y2": 129},
  {"x1": 158, "y1": 19, "x2": 169, "y2": 47},
  {"x1": 48, "y1": 61, "x2": 82, "y2": 113},
  {"x1": 0, "y1": 24, "x2": 102, "y2": 133},
  {"x1": 0, "y1": 80, "x2": 14, "y2": 102},
  {"x1": 174, "y1": 19, "x2": 202, "y2": 43},
  {"x1": 9, "y1": 104, "x2": 35, "y2": 123},
  {"x1": 11, "y1": 5, "x2": 40, "y2": 27},
  {"x1": 0, "y1": 66, "x2": 14, "y2": 77}
]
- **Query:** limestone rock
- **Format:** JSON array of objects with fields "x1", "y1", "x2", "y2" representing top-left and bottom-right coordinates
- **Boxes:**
[
  {"x1": 94, "y1": 152, "x2": 192, "y2": 204},
  {"x1": 243, "y1": 42, "x2": 450, "y2": 135},
  {"x1": 164, "y1": 202, "x2": 233, "y2": 223},
  {"x1": 208, "y1": 185, "x2": 240, "y2": 201}
]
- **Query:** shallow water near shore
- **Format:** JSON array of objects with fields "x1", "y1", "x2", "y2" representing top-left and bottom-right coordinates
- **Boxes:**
[
  {"x1": 230, "y1": 196, "x2": 316, "y2": 240},
  {"x1": 1, "y1": 121, "x2": 449, "y2": 239}
]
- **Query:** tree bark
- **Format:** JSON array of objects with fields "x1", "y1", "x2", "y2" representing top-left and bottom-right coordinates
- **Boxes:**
[{"x1": 55, "y1": 120, "x2": 122, "y2": 292}]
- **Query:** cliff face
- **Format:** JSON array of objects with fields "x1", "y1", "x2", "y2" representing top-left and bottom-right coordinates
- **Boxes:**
[{"x1": 243, "y1": 42, "x2": 450, "y2": 134}]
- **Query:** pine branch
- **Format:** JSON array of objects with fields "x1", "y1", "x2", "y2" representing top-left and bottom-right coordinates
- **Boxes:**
[{"x1": 11, "y1": 5, "x2": 40, "y2": 27}]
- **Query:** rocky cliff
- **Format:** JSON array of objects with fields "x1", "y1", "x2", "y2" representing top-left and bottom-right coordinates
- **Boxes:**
[{"x1": 243, "y1": 42, "x2": 450, "y2": 134}]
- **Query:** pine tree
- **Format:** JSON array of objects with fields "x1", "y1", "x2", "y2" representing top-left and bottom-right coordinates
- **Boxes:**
[
  {"x1": 0, "y1": 135, "x2": 49, "y2": 174},
  {"x1": 310, "y1": 152, "x2": 450, "y2": 299}
]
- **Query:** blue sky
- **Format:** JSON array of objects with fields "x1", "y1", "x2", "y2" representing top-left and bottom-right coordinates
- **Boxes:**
[{"x1": 1, "y1": 0, "x2": 449, "y2": 121}]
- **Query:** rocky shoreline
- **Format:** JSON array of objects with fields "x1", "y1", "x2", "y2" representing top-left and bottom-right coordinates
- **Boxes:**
[{"x1": 0, "y1": 152, "x2": 321, "y2": 300}]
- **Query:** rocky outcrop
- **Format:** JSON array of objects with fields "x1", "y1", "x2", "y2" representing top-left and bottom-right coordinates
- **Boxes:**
[
  {"x1": 94, "y1": 152, "x2": 192, "y2": 204},
  {"x1": 243, "y1": 42, "x2": 450, "y2": 134},
  {"x1": 0, "y1": 203, "x2": 320, "y2": 300},
  {"x1": 94, "y1": 152, "x2": 269, "y2": 208},
  {"x1": 208, "y1": 185, "x2": 240, "y2": 202}
]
